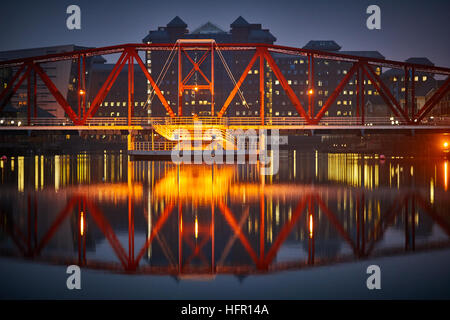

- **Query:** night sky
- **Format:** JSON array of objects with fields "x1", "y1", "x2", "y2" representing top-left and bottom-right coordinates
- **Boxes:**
[{"x1": 0, "y1": 0, "x2": 448, "y2": 67}]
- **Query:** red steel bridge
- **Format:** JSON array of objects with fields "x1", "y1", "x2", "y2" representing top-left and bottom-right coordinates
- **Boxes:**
[
  {"x1": 2, "y1": 183, "x2": 450, "y2": 276},
  {"x1": 0, "y1": 41, "x2": 450, "y2": 131}
]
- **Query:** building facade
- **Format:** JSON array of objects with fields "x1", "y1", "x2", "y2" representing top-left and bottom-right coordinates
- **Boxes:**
[{"x1": 0, "y1": 45, "x2": 103, "y2": 118}]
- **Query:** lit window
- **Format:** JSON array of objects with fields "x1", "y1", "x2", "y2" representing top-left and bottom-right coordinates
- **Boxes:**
[
  {"x1": 422, "y1": 76, "x2": 427, "y2": 82},
  {"x1": 275, "y1": 80, "x2": 280, "y2": 85},
  {"x1": 111, "y1": 102, "x2": 114, "y2": 107}
]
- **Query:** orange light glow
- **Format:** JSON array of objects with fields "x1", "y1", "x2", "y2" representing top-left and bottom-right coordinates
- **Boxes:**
[
  {"x1": 308, "y1": 89, "x2": 314, "y2": 95},
  {"x1": 79, "y1": 89, "x2": 85, "y2": 96},
  {"x1": 194, "y1": 86, "x2": 198, "y2": 92},
  {"x1": 309, "y1": 214, "x2": 313, "y2": 238},
  {"x1": 80, "y1": 211, "x2": 85, "y2": 236},
  {"x1": 444, "y1": 141, "x2": 449, "y2": 148},
  {"x1": 194, "y1": 216, "x2": 198, "y2": 239},
  {"x1": 445, "y1": 161, "x2": 448, "y2": 191}
]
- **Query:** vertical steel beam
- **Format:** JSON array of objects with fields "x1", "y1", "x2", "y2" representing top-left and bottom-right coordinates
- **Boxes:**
[
  {"x1": 128, "y1": 191, "x2": 135, "y2": 269},
  {"x1": 411, "y1": 67, "x2": 415, "y2": 120},
  {"x1": 33, "y1": 69, "x2": 37, "y2": 118},
  {"x1": 211, "y1": 43, "x2": 215, "y2": 116},
  {"x1": 128, "y1": 55, "x2": 134, "y2": 126},
  {"x1": 82, "y1": 54, "x2": 86, "y2": 117},
  {"x1": 259, "y1": 54, "x2": 265, "y2": 125},
  {"x1": 356, "y1": 67, "x2": 360, "y2": 118},
  {"x1": 77, "y1": 54, "x2": 81, "y2": 118},
  {"x1": 27, "y1": 71, "x2": 31, "y2": 125},
  {"x1": 178, "y1": 44, "x2": 182, "y2": 116},
  {"x1": 404, "y1": 67, "x2": 409, "y2": 119},
  {"x1": 361, "y1": 67, "x2": 365, "y2": 125},
  {"x1": 259, "y1": 194, "x2": 265, "y2": 263}
]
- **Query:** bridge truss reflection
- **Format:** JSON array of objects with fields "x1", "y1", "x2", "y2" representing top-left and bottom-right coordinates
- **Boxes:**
[{"x1": 1, "y1": 165, "x2": 450, "y2": 278}]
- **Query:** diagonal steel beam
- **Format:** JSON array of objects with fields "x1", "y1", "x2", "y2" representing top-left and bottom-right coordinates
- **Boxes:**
[
  {"x1": 313, "y1": 62, "x2": 360, "y2": 123},
  {"x1": 217, "y1": 50, "x2": 260, "y2": 118},
  {"x1": 415, "y1": 76, "x2": 450, "y2": 122},
  {"x1": 362, "y1": 62, "x2": 411, "y2": 123},
  {"x1": 263, "y1": 49, "x2": 311, "y2": 123},
  {"x1": 81, "y1": 50, "x2": 129, "y2": 123},
  {"x1": 130, "y1": 48, "x2": 175, "y2": 117}
]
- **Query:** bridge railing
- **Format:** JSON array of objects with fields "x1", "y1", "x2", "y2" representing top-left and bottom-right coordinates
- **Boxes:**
[
  {"x1": 133, "y1": 141, "x2": 178, "y2": 151},
  {"x1": 1, "y1": 116, "x2": 450, "y2": 128}
]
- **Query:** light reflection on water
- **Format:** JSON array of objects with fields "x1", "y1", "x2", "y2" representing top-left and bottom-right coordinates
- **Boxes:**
[{"x1": 0, "y1": 151, "x2": 449, "y2": 280}]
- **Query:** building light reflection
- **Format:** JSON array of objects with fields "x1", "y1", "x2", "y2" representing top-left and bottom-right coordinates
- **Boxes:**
[
  {"x1": 80, "y1": 211, "x2": 85, "y2": 236},
  {"x1": 444, "y1": 161, "x2": 448, "y2": 192}
]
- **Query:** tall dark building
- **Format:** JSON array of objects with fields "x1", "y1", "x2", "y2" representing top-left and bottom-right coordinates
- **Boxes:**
[
  {"x1": 141, "y1": 16, "x2": 276, "y2": 117},
  {"x1": 87, "y1": 18, "x2": 443, "y2": 121}
]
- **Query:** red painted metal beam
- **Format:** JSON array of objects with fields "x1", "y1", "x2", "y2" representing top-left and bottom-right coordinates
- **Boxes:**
[
  {"x1": 1, "y1": 43, "x2": 448, "y2": 77},
  {"x1": 263, "y1": 49, "x2": 311, "y2": 123},
  {"x1": 313, "y1": 62, "x2": 360, "y2": 124},
  {"x1": 81, "y1": 50, "x2": 129, "y2": 124},
  {"x1": 0, "y1": 64, "x2": 27, "y2": 113},
  {"x1": 217, "y1": 50, "x2": 260, "y2": 118},
  {"x1": 85, "y1": 198, "x2": 129, "y2": 269},
  {"x1": 181, "y1": 50, "x2": 209, "y2": 85},
  {"x1": 218, "y1": 201, "x2": 259, "y2": 265},
  {"x1": 314, "y1": 195, "x2": 358, "y2": 254},
  {"x1": 182, "y1": 49, "x2": 211, "y2": 85},
  {"x1": 133, "y1": 203, "x2": 175, "y2": 268},
  {"x1": 32, "y1": 63, "x2": 80, "y2": 124},
  {"x1": 415, "y1": 76, "x2": 450, "y2": 122},
  {"x1": 362, "y1": 62, "x2": 411, "y2": 123},
  {"x1": 263, "y1": 196, "x2": 308, "y2": 267},
  {"x1": 130, "y1": 48, "x2": 175, "y2": 117}
]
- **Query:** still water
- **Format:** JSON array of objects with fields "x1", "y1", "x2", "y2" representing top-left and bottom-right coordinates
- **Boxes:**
[{"x1": 0, "y1": 151, "x2": 449, "y2": 299}]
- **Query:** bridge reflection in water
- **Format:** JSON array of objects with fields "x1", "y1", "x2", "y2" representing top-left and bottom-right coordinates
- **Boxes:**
[{"x1": 0, "y1": 153, "x2": 449, "y2": 279}]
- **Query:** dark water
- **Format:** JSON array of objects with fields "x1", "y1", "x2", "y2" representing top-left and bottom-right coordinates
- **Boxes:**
[{"x1": 0, "y1": 151, "x2": 449, "y2": 299}]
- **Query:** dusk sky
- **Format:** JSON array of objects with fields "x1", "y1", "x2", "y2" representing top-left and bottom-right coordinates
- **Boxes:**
[{"x1": 0, "y1": 0, "x2": 448, "y2": 67}]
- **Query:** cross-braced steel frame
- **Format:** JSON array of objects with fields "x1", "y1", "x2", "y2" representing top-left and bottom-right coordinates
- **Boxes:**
[{"x1": 0, "y1": 43, "x2": 449, "y2": 126}]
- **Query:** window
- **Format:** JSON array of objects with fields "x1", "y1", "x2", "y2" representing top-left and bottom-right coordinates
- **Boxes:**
[{"x1": 422, "y1": 76, "x2": 427, "y2": 82}]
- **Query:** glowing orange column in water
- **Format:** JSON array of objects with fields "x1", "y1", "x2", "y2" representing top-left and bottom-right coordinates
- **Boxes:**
[{"x1": 444, "y1": 161, "x2": 448, "y2": 191}]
